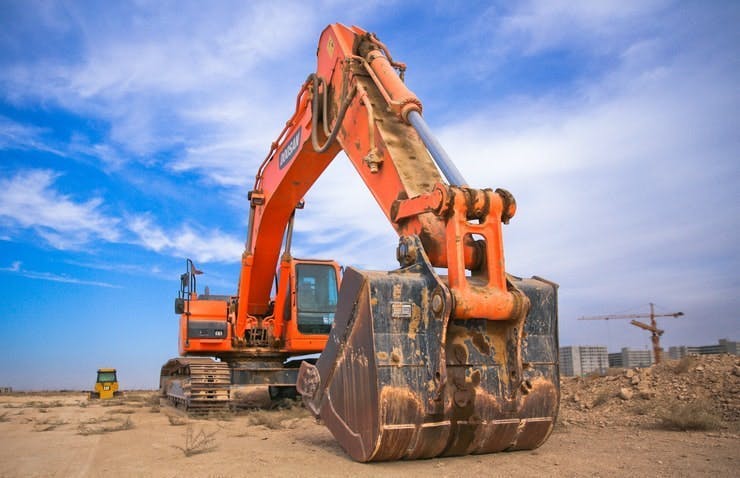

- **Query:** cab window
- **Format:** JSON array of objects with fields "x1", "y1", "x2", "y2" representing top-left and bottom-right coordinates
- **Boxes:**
[
  {"x1": 97, "y1": 371, "x2": 117, "y2": 383},
  {"x1": 296, "y1": 264, "x2": 338, "y2": 334}
]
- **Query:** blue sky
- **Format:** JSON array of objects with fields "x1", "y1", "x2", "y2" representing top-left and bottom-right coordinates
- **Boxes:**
[{"x1": 0, "y1": 1, "x2": 737, "y2": 389}]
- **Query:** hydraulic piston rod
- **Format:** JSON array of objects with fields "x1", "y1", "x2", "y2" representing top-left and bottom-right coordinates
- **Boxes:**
[{"x1": 407, "y1": 110, "x2": 467, "y2": 187}]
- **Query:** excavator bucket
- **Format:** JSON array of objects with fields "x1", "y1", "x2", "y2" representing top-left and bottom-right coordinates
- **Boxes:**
[{"x1": 298, "y1": 236, "x2": 559, "y2": 462}]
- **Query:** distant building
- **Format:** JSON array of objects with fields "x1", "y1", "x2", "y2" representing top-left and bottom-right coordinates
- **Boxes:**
[
  {"x1": 668, "y1": 338, "x2": 739, "y2": 359},
  {"x1": 622, "y1": 347, "x2": 654, "y2": 368},
  {"x1": 608, "y1": 352, "x2": 623, "y2": 368},
  {"x1": 608, "y1": 348, "x2": 654, "y2": 368},
  {"x1": 0, "y1": 387, "x2": 12, "y2": 394},
  {"x1": 560, "y1": 345, "x2": 608, "y2": 376},
  {"x1": 668, "y1": 346, "x2": 689, "y2": 359},
  {"x1": 720, "y1": 338, "x2": 739, "y2": 355}
]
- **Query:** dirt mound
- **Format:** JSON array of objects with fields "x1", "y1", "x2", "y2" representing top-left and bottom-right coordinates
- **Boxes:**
[{"x1": 559, "y1": 354, "x2": 740, "y2": 432}]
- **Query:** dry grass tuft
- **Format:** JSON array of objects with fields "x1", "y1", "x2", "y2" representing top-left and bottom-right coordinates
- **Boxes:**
[
  {"x1": 33, "y1": 417, "x2": 68, "y2": 432},
  {"x1": 657, "y1": 401, "x2": 722, "y2": 431},
  {"x1": 78, "y1": 416, "x2": 134, "y2": 435},
  {"x1": 167, "y1": 413, "x2": 188, "y2": 426},
  {"x1": 28, "y1": 400, "x2": 64, "y2": 409},
  {"x1": 0, "y1": 412, "x2": 10, "y2": 422},
  {"x1": 246, "y1": 404, "x2": 310, "y2": 430},
  {"x1": 175, "y1": 425, "x2": 218, "y2": 457}
]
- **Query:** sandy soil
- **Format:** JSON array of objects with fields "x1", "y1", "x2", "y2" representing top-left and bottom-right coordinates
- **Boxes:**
[{"x1": 0, "y1": 389, "x2": 737, "y2": 478}]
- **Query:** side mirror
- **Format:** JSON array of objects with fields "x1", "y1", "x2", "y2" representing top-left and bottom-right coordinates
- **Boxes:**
[{"x1": 174, "y1": 298, "x2": 185, "y2": 315}]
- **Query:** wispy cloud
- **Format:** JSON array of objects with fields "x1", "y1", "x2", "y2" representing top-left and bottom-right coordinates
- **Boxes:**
[
  {"x1": 0, "y1": 168, "x2": 244, "y2": 263},
  {"x1": 0, "y1": 1, "x2": 321, "y2": 182},
  {"x1": 433, "y1": 1, "x2": 740, "y2": 347},
  {"x1": 496, "y1": 0, "x2": 670, "y2": 54},
  {"x1": 127, "y1": 214, "x2": 243, "y2": 264},
  {"x1": 0, "y1": 116, "x2": 66, "y2": 156},
  {"x1": 0, "y1": 1, "x2": 737, "y2": 358},
  {"x1": 0, "y1": 261, "x2": 119, "y2": 288},
  {"x1": 0, "y1": 169, "x2": 121, "y2": 249}
]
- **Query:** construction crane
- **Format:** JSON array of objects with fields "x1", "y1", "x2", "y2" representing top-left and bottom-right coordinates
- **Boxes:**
[{"x1": 578, "y1": 303, "x2": 683, "y2": 364}]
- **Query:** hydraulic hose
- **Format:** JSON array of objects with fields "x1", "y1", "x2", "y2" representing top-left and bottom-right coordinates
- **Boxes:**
[{"x1": 310, "y1": 73, "x2": 357, "y2": 153}]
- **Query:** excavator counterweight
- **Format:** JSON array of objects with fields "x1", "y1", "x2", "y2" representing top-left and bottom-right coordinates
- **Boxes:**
[{"x1": 161, "y1": 22, "x2": 560, "y2": 462}]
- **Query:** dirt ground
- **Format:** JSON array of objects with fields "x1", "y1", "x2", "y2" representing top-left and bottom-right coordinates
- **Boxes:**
[{"x1": 0, "y1": 355, "x2": 738, "y2": 477}]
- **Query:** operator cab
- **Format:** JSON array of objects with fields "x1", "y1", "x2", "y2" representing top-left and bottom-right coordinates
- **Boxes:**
[{"x1": 295, "y1": 262, "x2": 338, "y2": 335}]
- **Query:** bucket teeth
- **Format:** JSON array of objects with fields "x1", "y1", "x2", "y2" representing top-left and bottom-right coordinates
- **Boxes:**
[{"x1": 298, "y1": 235, "x2": 560, "y2": 462}]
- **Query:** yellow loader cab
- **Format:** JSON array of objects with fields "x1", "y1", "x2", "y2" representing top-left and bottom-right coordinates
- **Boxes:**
[{"x1": 89, "y1": 368, "x2": 122, "y2": 399}]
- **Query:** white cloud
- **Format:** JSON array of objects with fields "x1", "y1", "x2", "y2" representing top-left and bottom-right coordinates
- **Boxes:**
[
  {"x1": 496, "y1": 0, "x2": 670, "y2": 55},
  {"x1": 0, "y1": 116, "x2": 66, "y2": 156},
  {"x1": 0, "y1": 1, "x2": 737, "y2": 352},
  {"x1": 290, "y1": 156, "x2": 400, "y2": 270},
  {"x1": 0, "y1": 169, "x2": 245, "y2": 263},
  {"x1": 127, "y1": 214, "x2": 243, "y2": 264},
  {"x1": 0, "y1": 261, "x2": 119, "y2": 288},
  {"x1": 0, "y1": 169, "x2": 120, "y2": 249},
  {"x1": 432, "y1": 1, "x2": 740, "y2": 349},
  {"x1": 0, "y1": 1, "x2": 321, "y2": 176}
]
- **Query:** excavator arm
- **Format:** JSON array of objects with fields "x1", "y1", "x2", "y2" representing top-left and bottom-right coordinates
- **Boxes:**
[
  {"x1": 236, "y1": 24, "x2": 524, "y2": 337},
  {"x1": 232, "y1": 24, "x2": 559, "y2": 462}
]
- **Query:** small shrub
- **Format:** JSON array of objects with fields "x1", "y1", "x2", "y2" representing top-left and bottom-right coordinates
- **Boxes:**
[
  {"x1": 167, "y1": 413, "x2": 188, "y2": 426},
  {"x1": 176, "y1": 425, "x2": 218, "y2": 457},
  {"x1": 80, "y1": 415, "x2": 119, "y2": 425},
  {"x1": 33, "y1": 418, "x2": 68, "y2": 432},
  {"x1": 78, "y1": 416, "x2": 134, "y2": 435},
  {"x1": 657, "y1": 401, "x2": 721, "y2": 431},
  {"x1": 28, "y1": 400, "x2": 64, "y2": 409},
  {"x1": 246, "y1": 410, "x2": 283, "y2": 430},
  {"x1": 0, "y1": 412, "x2": 9, "y2": 422},
  {"x1": 246, "y1": 406, "x2": 309, "y2": 430}
]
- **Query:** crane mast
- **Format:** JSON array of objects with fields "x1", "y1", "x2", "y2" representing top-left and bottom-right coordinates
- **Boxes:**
[{"x1": 579, "y1": 303, "x2": 684, "y2": 364}]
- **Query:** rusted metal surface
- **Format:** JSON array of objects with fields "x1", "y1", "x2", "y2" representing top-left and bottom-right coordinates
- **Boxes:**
[
  {"x1": 298, "y1": 236, "x2": 559, "y2": 462},
  {"x1": 230, "y1": 385, "x2": 272, "y2": 409}
]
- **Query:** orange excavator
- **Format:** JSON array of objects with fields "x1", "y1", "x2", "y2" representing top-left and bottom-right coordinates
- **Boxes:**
[{"x1": 160, "y1": 23, "x2": 560, "y2": 462}]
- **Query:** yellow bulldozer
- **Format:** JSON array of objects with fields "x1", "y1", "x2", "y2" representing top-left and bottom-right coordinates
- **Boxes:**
[{"x1": 89, "y1": 368, "x2": 122, "y2": 399}]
